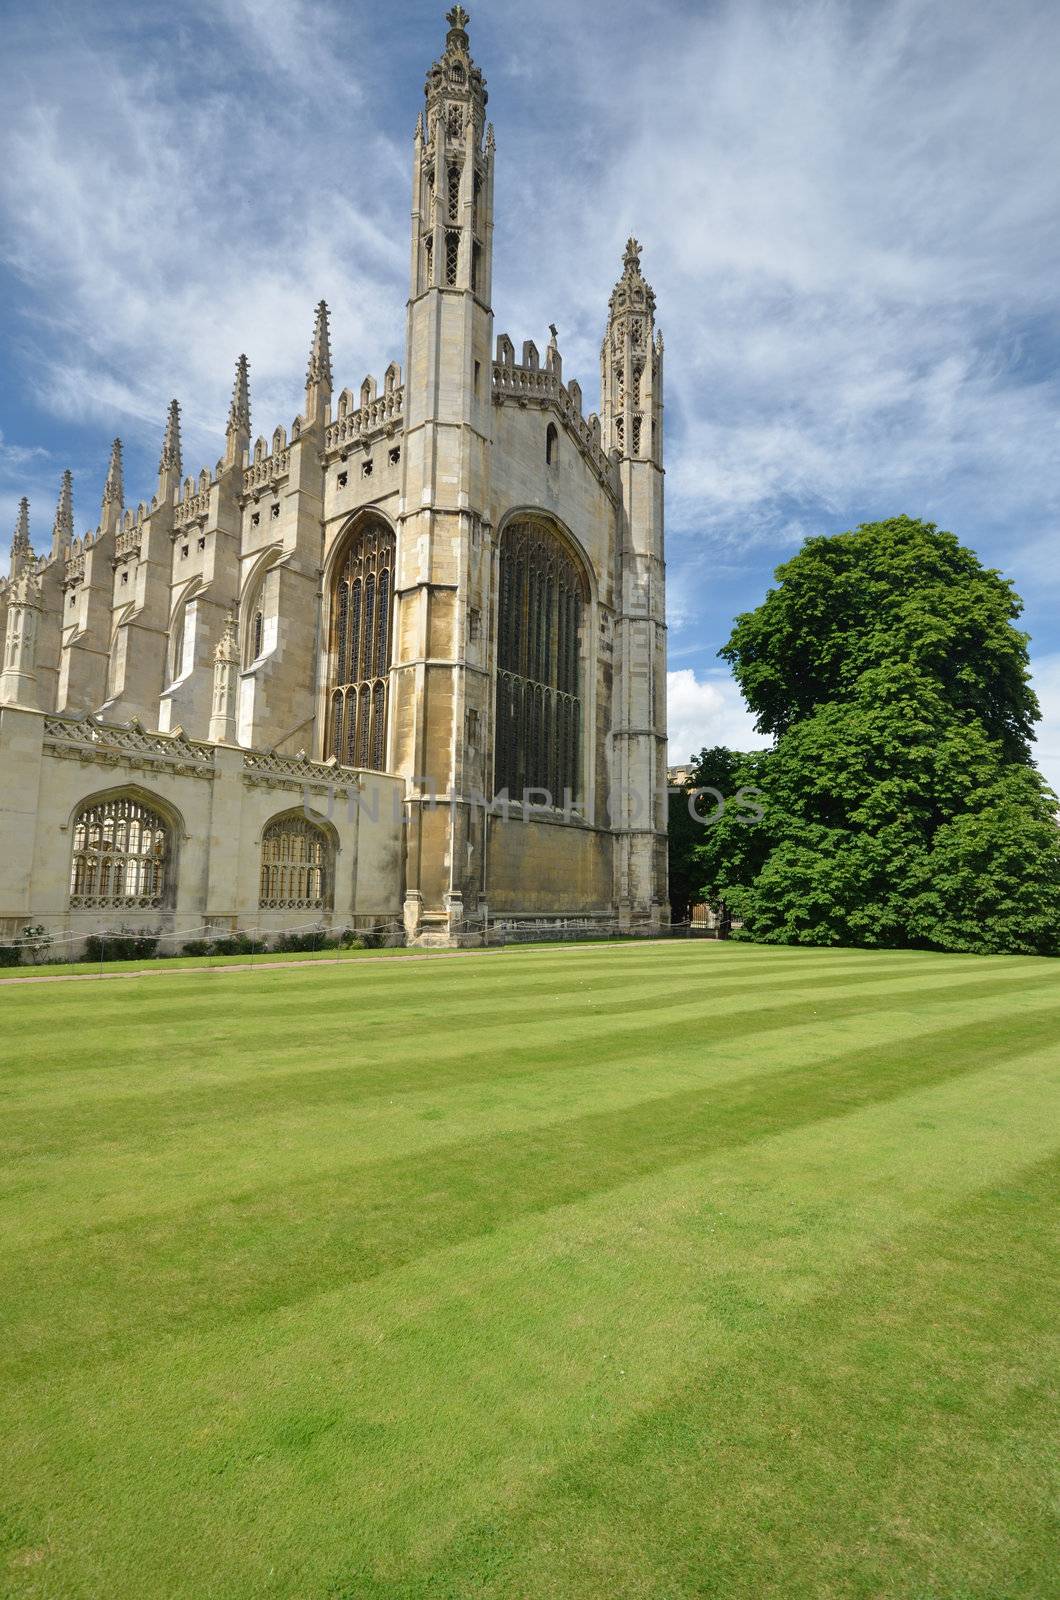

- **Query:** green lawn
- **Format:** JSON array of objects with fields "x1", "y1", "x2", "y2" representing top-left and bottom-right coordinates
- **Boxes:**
[{"x1": 1, "y1": 941, "x2": 1057, "y2": 1598}]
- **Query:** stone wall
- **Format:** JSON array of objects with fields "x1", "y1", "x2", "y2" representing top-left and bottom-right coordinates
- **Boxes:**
[{"x1": 0, "y1": 706, "x2": 403, "y2": 954}]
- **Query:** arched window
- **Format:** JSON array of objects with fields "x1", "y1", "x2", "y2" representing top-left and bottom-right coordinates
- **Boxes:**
[
  {"x1": 495, "y1": 518, "x2": 588, "y2": 804},
  {"x1": 106, "y1": 609, "x2": 132, "y2": 700},
  {"x1": 169, "y1": 595, "x2": 195, "y2": 684},
  {"x1": 69, "y1": 795, "x2": 170, "y2": 909},
  {"x1": 546, "y1": 422, "x2": 558, "y2": 466},
  {"x1": 243, "y1": 604, "x2": 264, "y2": 668},
  {"x1": 326, "y1": 518, "x2": 394, "y2": 770},
  {"x1": 259, "y1": 813, "x2": 333, "y2": 910}
]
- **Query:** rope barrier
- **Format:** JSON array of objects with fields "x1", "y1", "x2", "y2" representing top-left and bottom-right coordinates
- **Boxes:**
[{"x1": 2, "y1": 909, "x2": 707, "y2": 975}]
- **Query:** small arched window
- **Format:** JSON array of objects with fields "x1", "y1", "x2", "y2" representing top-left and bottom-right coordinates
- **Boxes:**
[
  {"x1": 495, "y1": 518, "x2": 588, "y2": 805},
  {"x1": 327, "y1": 518, "x2": 395, "y2": 770},
  {"x1": 106, "y1": 609, "x2": 132, "y2": 700},
  {"x1": 546, "y1": 423, "x2": 559, "y2": 467},
  {"x1": 259, "y1": 814, "x2": 333, "y2": 910},
  {"x1": 169, "y1": 596, "x2": 195, "y2": 684},
  {"x1": 69, "y1": 795, "x2": 170, "y2": 909},
  {"x1": 243, "y1": 605, "x2": 264, "y2": 668}
]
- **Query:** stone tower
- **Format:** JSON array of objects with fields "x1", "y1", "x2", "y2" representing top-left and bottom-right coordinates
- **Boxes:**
[
  {"x1": 602, "y1": 239, "x2": 668, "y2": 924},
  {"x1": 394, "y1": 4, "x2": 497, "y2": 939}
]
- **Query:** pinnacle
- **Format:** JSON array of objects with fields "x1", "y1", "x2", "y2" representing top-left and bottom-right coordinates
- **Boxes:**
[
  {"x1": 228, "y1": 356, "x2": 251, "y2": 436},
  {"x1": 10, "y1": 496, "x2": 32, "y2": 577},
  {"x1": 159, "y1": 399, "x2": 183, "y2": 476},
  {"x1": 306, "y1": 301, "x2": 332, "y2": 391},
  {"x1": 102, "y1": 439, "x2": 124, "y2": 506},
  {"x1": 52, "y1": 471, "x2": 74, "y2": 554},
  {"x1": 12, "y1": 496, "x2": 30, "y2": 551}
]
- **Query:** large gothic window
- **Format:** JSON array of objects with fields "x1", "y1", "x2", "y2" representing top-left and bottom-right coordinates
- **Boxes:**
[
  {"x1": 259, "y1": 814, "x2": 333, "y2": 911},
  {"x1": 495, "y1": 518, "x2": 588, "y2": 803},
  {"x1": 69, "y1": 795, "x2": 170, "y2": 909},
  {"x1": 326, "y1": 519, "x2": 394, "y2": 770}
]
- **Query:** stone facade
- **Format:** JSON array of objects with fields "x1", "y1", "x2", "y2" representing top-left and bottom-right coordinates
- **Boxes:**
[{"x1": 0, "y1": 6, "x2": 667, "y2": 951}]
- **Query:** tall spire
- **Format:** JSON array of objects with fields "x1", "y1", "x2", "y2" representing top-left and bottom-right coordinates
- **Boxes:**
[
  {"x1": 51, "y1": 471, "x2": 73, "y2": 559},
  {"x1": 425, "y1": 6, "x2": 487, "y2": 134},
  {"x1": 306, "y1": 301, "x2": 332, "y2": 389},
  {"x1": 159, "y1": 399, "x2": 182, "y2": 477},
  {"x1": 224, "y1": 355, "x2": 251, "y2": 467},
  {"x1": 412, "y1": 7, "x2": 492, "y2": 300},
  {"x1": 101, "y1": 439, "x2": 124, "y2": 533},
  {"x1": 228, "y1": 356, "x2": 251, "y2": 436},
  {"x1": 9, "y1": 497, "x2": 31, "y2": 577},
  {"x1": 602, "y1": 238, "x2": 661, "y2": 462},
  {"x1": 304, "y1": 301, "x2": 332, "y2": 420}
]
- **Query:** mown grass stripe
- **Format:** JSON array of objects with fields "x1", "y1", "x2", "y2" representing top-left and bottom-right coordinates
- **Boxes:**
[
  {"x1": 3, "y1": 1037, "x2": 1055, "y2": 1600},
  {"x1": 4, "y1": 974, "x2": 1058, "y2": 1247},
  {"x1": 1, "y1": 1000, "x2": 1055, "y2": 1384}
]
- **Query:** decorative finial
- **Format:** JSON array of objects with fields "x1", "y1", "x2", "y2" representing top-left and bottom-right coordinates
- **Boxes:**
[
  {"x1": 10, "y1": 498, "x2": 31, "y2": 576},
  {"x1": 623, "y1": 237, "x2": 642, "y2": 277},
  {"x1": 102, "y1": 439, "x2": 124, "y2": 507},
  {"x1": 228, "y1": 356, "x2": 251, "y2": 436},
  {"x1": 305, "y1": 300, "x2": 332, "y2": 391},
  {"x1": 215, "y1": 614, "x2": 239, "y2": 660},
  {"x1": 159, "y1": 399, "x2": 183, "y2": 476},
  {"x1": 446, "y1": 5, "x2": 470, "y2": 31},
  {"x1": 52, "y1": 471, "x2": 74, "y2": 557}
]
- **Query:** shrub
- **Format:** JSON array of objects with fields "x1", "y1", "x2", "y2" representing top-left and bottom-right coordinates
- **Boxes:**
[
  {"x1": 211, "y1": 934, "x2": 267, "y2": 957},
  {"x1": 275, "y1": 928, "x2": 330, "y2": 953},
  {"x1": 181, "y1": 940, "x2": 211, "y2": 957},
  {"x1": 84, "y1": 932, "x2": 160, "y2": 962},
  {"x1": 0, "y1": 945, "x2": 21, "y2": 968}
]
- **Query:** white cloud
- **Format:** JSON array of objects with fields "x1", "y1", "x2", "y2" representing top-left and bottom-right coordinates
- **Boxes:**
[
  {"x1": 666, "y1": 668, "x2": 772, "y2": 762},
  {"x1": 0, "y1": 9, "x2": 406, "y2": 502},
  {"x1": 1, "y1": 0, "x2": 1058, "y2": 649},
  {"x1": 1030, "y1": 653, "x2": 1060, "y2": 797}
]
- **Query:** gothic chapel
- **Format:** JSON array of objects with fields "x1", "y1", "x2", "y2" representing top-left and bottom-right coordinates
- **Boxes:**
[{"x1": 0, "y1": 9, "x2": 668, "y2": 949}]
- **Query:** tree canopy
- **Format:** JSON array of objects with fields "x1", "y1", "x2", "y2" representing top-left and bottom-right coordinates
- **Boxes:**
[{"x1": 683, "y1": 517, "x2": 1060, "y2": 956}]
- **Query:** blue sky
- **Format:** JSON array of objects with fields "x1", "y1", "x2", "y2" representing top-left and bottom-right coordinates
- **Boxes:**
[{"x1": 2, "y1": 0, "x2": 1058, "y2": 784}]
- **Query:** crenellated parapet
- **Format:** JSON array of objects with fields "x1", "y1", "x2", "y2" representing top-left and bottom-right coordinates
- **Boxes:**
[
  {"x1": 243, "y1": 438, "x2": 291, "y2": 496},
  {"x1": 324, "y1": 375, "x2": 404, "y2": 456},
  {"x1": 173, "y1": 473, "x2": 215, "y2": 531},
  {"x1": 491, "y1": 333, "x2": 618, "y2": 495}
]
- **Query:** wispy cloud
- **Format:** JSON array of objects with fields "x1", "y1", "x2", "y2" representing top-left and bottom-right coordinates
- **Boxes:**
[{"x1": 1, "y1": 0, "x2": 1057, "y2": 675}]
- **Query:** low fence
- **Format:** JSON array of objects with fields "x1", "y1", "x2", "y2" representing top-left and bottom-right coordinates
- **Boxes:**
[{"x1": 1, "y1": 915, "x2": 703, "y2": 968}]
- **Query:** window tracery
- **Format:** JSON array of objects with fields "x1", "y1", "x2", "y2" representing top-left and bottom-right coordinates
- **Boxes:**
[
  {"x1": 445, "y1": 230, "x2": 460, "y2": 286},
  {"x1": 495, "y1": 519, "x2": 587, "y2": 803},
  {"x1": 69, "y1": 795, "x2": 169, "y2": 909},
  {"x1": 259, "y1": 814, "x2": 333, "y2": 910},
  {"x1": 326, "y1": 519, "x2": 394, "y2": 770}
]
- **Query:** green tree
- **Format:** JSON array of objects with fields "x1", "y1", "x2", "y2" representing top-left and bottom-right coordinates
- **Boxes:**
[
  {"x1": 667, "y1": 747, "x2": 756, "y2": 923},
  {"x1": 688, "y1": 518, "x2": 1060, "y2": 955}
]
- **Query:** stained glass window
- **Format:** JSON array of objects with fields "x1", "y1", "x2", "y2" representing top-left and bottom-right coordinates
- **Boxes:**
[
  {"x1": 69, "y1": 796, "x2": 169, "y2": 908},
  {"x1": 495, "y1": 520, "x2": 587, "y2": 804},
  {"x1": 327, "y1": 520, "x2": 394, "y2": 771}
]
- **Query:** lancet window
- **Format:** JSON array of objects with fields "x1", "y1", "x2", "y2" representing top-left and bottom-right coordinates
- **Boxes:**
[
  {"x1": 495, "y1": 519, "x2": 587, "y2": 804},
  {"x1": 326, "y1": 519, "x2": 394, "y2": 770},
  {"x1": 259, "y1": 814, "x2": 333, "y2": 911},
  {"x1": 69, "y1": 795, "x2": 170, "y2": 909}
]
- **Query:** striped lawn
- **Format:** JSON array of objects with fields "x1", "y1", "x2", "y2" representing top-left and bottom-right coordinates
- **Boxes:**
[{"x1": 0, "y1": 941, "x2": 1057, "y2": 1598}]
